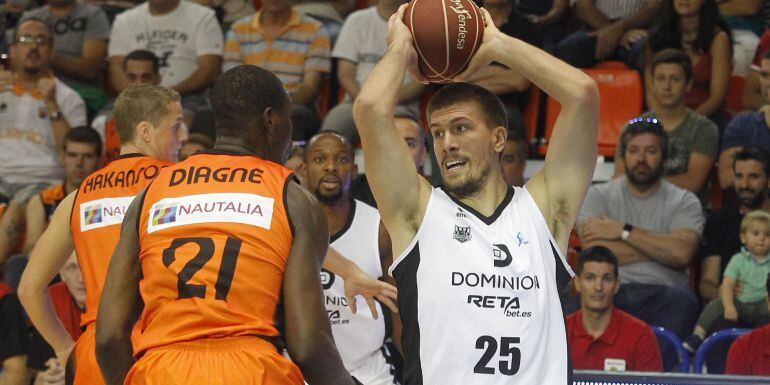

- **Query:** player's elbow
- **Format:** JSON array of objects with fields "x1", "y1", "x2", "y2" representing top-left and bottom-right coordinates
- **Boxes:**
[
  {"x1": 287, "y1": 333, "x2": 334, "y2": 368},
  {"x1": 17, "y1": 273, "x2": 43, "y2": 307},
  {"x1": 95, "y1": 321, "x2": 128, "y2": 358},
  {"x1": 573, "y1": 77, "x2": 599, "y2": 106}
]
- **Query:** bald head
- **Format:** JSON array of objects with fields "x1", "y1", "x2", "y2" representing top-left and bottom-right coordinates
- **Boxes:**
[{"x1": 301, "y1": 132, "x2": 357, "y2": 204}]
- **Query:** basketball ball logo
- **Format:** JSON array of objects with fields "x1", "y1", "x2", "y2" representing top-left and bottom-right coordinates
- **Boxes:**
[{"x1": 404, "y1": 0, "x2": 484, "y2": 83}]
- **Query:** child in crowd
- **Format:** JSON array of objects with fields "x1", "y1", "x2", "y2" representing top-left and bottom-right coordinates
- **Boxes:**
[{"x1": 684, "y1": 211, "x2": 770, "y2": 352}]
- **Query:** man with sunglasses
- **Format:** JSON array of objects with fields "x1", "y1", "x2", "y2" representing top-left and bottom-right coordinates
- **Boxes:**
[
  {"x1": 578, "y1": 118, "x2": 704, "y2": 369},
  {"x1": 0, "y1": 17, "x2": 86, "y2": 268}
]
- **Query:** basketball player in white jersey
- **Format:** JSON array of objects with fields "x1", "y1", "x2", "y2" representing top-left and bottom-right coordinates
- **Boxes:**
[
  {"x1": 300, "y1": 132, "x2": 400, "y2": 385},
  {"x1": 352, "y1": 6, "x2": 598, "y2": 385}
]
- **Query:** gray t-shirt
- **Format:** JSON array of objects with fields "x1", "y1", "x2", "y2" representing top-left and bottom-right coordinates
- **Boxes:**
[
  {"x1": 578, "y1": 178, "x2": 705, "y2": 286},
  {"x1": 21, "y1": 4, "x2": 110, "y2": 89}
]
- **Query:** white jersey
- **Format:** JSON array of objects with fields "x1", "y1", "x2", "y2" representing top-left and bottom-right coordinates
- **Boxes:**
[
  {"x1": 324, "y1": 200, "x2": 391, "y2": 376},
  {"x1": 389, "y1": 187, "x2": 574, "y2": 385}
]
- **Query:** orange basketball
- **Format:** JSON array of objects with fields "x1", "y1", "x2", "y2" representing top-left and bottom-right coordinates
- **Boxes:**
[{"x1": 403, "y1": 0, "x2": 484, "y2": 83}]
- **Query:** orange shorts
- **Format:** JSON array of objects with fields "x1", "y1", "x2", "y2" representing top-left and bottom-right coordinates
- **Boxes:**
[
  {"x1": 69, "y1": 323, "x2": 105, "y2": 385},
  {"x1": 124, "y1": 336, "x2": 304, "y2": 385}
]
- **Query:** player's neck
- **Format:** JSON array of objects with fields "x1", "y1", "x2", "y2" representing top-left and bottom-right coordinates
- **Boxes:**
[
  {"x1": 213, "y1": 137, "x2": 263, "y2": 157},
  {"x1": 322, "y1": 197, "x2": 352, "y2": 236},
  {"x1": 581, "y1": 307, "x2": 613, "y2": 339},
  {"x1": 451, "y1": 176, "x2": 509, "y2": 218},
  {"x1": 119, "y1": 143, "x2": 148, "y2": 158}
]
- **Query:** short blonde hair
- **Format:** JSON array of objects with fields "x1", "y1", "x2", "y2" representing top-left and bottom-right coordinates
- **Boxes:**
[
  {"x1": 740, "y1": 210, "x2": 770, "y2": 234},
  {"x1": 113, "y1": 84, "x2": 180, "y2": 144}
]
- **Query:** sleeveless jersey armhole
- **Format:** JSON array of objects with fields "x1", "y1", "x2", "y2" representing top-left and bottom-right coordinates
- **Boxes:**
[
  {"x1": 388, "y1": 188, "x2": 437, "y2": 277},
  {"x1": 520, "y1": 186, "x2": 575, "y2": 279}
]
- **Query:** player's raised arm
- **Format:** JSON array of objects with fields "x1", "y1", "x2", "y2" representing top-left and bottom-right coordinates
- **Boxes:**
[
  {"x1": 458, "y1": 9, "x2": 599, "y2": 250},
  {"x1": 282, "y1": 181, "x2": 356, "y2": 385},
  {"x1": 17, "y1": 192, "x2": 77, "y2": 365},
  {"x1": 352, "y1": 5, "x2": 431, "y2": 240},
  {"x1": 95, "y1": 191, "x2": 145, "y2": 385}
]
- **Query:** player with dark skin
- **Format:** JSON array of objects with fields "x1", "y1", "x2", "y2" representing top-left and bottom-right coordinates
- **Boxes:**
[{"x1": 95, "y1": 67, "x2": 356, "y2": 385}]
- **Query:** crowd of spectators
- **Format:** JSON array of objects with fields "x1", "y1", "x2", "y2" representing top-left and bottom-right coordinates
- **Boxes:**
[{"x1": 2, "y1": 0, "x2": 770, "y2": 382}]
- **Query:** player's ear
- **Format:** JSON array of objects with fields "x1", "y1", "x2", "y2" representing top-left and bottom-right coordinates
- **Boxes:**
[
  {"x1": 136, "y1": 120, "x2": 153, "y2": 144},
  {"x1": 492, "y1": 125, "x2": 506, "y2": 153},
  {"x1": 262, "y1": 106, "x2": 277, "y2": 138},
  {"x1": 352, "y1": 162, "x2": 359, "y2": 179}
]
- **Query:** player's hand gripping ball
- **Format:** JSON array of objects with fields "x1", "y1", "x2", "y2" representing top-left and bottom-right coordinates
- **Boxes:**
[{"x1": 403, "y1": 0, "x2": 485, "y2": 83}]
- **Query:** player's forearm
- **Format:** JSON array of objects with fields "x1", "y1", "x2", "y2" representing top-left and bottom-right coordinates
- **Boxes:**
[
  {"x1": 323, "y1": 247, "x2": 357, "y2": 278},
  {"x1": 290, "y1": 334, "x2": 356, "y2": 385},
  {"x1": 488, "y1": 36, "x2": 596, "y2": 109},
  {"x1": 95, "y1": 329, "x2": 134, "y2": 385},
  {"x1": 354, "y1": 42, "x2": 410, "y2": 121},
  {"x1": 17, "y1": 286, "x2": 74, "y2": 355}
]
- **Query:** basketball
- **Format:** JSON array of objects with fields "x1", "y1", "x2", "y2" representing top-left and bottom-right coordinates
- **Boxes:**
[{"x1": 403, "y1": 0, "x2": 484, "y2": 83}]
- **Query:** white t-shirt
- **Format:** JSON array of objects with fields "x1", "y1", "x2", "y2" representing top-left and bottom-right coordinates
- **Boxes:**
[
  {"x1": 0, "y1": 78, "x2": 87, "y2": 184},
  {"x1": 108, "y1": 1, "x2": 224, "y2": 88}
]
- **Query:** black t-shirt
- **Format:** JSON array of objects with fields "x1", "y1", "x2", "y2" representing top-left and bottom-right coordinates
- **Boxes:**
[
  {"x1": 0, "y1": 292, "x2": 29, "y2": 363},
  {"x1": 699, "y1": 204, "x2": 744, "y2": 278}
]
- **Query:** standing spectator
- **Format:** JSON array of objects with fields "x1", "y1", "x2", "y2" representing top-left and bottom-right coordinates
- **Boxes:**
[
  {"x1": 684, "y1": 211, "x2": 770, "y2": 353},
  {"x1": 224, "y1": 0, "x2": 330, "y2": 141},
  {"x1": 578, "y1": 119, "x2": 703, "y2": 368},
  {"x1": 701, "y1": 147, "x2": 770, "y2": 302},
  {"x1": 517, "y1": 0, "x2": 569, "y2": 53},
  {"x1": 20, "y1": 0, "x2": 110, "y2": 116},
  {"x1": 719, "y1": 51, "x2": 770, "y2": 189},
  {"x1": 500, "y1": 131, "x2": 527, "y2": 187},
  {"x1": 741, "y1": 30, "x2": 770, "y2": 111},
  {"x1": 645, "y1": 0, "x2": 732, "y2": 123},
  {"x1": 615, "y1": 49, "x2": 718, "y2": 198},
  {"x1": 718, "y1": 0, "x2": 763, "y2": 76},
  {"x1": 567, "y1": 246, "x2": 663, "y2": 372},
  {"x1": 93, "y1": 50, "x2": 162, "y2": 164},
  {"x1": 320, "y1": 0, "x2": 422, "y2": 143},
  {"x1": 556, "y1": 0, "x2": 661, "y2": 69},
  {"x1": 724, "y1": 273, "x2": 770, "y2": 376},
  {"x1": 0, "y1": 18, "x2": 87, "y2": 268},
  {"x1": 0, "y1": 281, "x2": 31, "y2": 385},
  {"x1": 108, "y1": 0, "x2": 223, "y2": 123}
]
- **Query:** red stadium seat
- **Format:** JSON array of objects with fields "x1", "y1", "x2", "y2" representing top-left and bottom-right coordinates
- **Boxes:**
[
  {"x1": 539, "y1": 68, "x2": 643, "y2": 157},
  {"x1": 592, "y1": 60, "x2": 630, "y2": 71},
  {"x1": 522, "y1": 86, "x2": 540, "y2": 145}
]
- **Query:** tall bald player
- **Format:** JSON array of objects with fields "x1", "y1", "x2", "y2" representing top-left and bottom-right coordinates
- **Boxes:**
[
  {"x1": 18, "y1": 84, "x2": 185, "y2": 385},
  {"x1": 301, "y1": 132, "x2": 400, "y2": 385},
  {"x1": 95, "y1": 66, "x2": 357, "y2": 385},
  {"x1": 353, "y1": 6, "x2": 599, "y2": 385}
]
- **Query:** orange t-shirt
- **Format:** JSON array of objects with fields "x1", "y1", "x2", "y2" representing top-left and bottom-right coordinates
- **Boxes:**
[
  {"x1": 70, "y1": 154, "x2": 172, "y2": 327},
  {"x1": 134, "y1": 152, "x2": 294, "y2": 355},
  {"x1": 39, "y1": 183, "x2": 66, "y2": 220}
]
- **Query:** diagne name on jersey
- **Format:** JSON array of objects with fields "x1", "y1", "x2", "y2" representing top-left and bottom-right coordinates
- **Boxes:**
[{"x1": 169, "y1": 166, "x2": 264, "y2": 186}]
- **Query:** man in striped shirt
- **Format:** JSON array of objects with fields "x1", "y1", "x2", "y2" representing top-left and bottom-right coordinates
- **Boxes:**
[{"x1": 223, "y1": 0, "x2": 331, "y2": 141}]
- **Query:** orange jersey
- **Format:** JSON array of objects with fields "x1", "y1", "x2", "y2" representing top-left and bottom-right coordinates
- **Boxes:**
[
  {"x1": 71, "y1": 154, "x2": 172, "y2": 326},
  {"x1": 134, "y1": 152, "x2": 294, "y2": 356}
]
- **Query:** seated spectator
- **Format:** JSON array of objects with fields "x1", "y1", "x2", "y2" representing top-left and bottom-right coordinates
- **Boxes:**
[
  {"x1": 0, "y1": 18, "x2": 87, "y2": 268},
  {"x1": 700, "y1": 147, "x2": 770, "y2": 302},
  {"x1": 719, "y1": 51, "x2": 770, "y2": 189},
  {"x1": 224, "y1": 0, "x2": 330, "y2": 141},
  {"x1": 645, "y1": 0, "x2": 732, "y2": 123},
  {"x1": 500, "y1": 132, "x2": 527, "y2": 187},
  {"x1": 578, "y1": 119, "x2": 702, "y2": 368},
  {"x1": 556, "y1": 0, "x2": 660, "y2": 69},
  {"x1": 351, "y1": 109, "x2": 427, "y2": 208},
  {"x1": 685, "y1": 211, "x2": 770, "y2": 352},
  {"x1": 741, "y1": 29, "x2": 770, "y2": 111},
  {"x1": 614, "y1": 49, "x2": 718, "y2": 198},
  {"x1": 725, "y1": 273, "x2": 770, "y2": 376},
  {"x1": 108, "y1": 0, "x2": 223, "y2": 125},
  {"x1": 568, "y1": 246, "x2": 663, "y2": 372},
  {"x1": 320, "y1": 0, "x2": 423, "y2": 143},
  {"x1": 93, "y1": 49, "x2": 162, "y2": 164},
  {"x1": 0, "y1": 281, "x2": 31, "y2": 385},
  {"x1": 20, "y1": 0, "x2": 110, "y2": 116},
  {"x1": 26, "y1": 252, "x2": 84, "y2": 385},
  {"x1": 516, "y1": 0, "x2": 569, "y2": 53},
  {"x1": 178, "y1": 131, "x2": 213, "y2": 161},
  {"x1": 25, "y1": 127, "x2": 101, "y2": 252},
  {"x1": 718, "y1": 0, "x2": 763, "y2": 76}
]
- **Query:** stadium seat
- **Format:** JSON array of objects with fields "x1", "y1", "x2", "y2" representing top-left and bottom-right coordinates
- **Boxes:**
[
  {"x1": 592, "y1": 60, "x2": 630, "y2": 71},
  {"x1": 539, "y1": 68, "x2": 643, "y2": 157},
  {"x1": 725, "y1": 75, "x2": 746, "y2": 115},
  {"x1": 522, "y1": 86, "x2": 541, "y2": 148},
  {"x1": 693, "y1": 328, "x2": 751, "y2": 374},
  {"x1": 652, "y1": 326, "x2": 690, "y2": 373}
]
